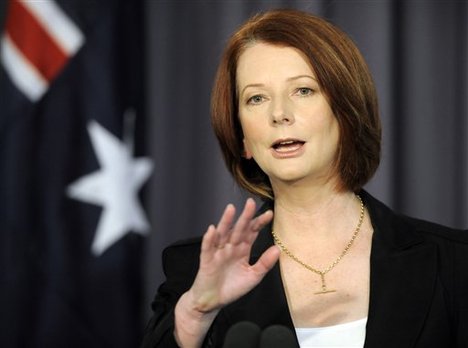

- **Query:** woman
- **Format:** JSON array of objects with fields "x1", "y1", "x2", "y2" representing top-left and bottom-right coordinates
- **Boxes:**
[{"x1": 142, "y1": 9, "x2": 468, "y2": 348}]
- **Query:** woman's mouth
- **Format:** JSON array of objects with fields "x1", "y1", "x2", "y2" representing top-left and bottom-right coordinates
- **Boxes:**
[{"x1": 271, "y1": 139, "x2": 305, "y2": 158}]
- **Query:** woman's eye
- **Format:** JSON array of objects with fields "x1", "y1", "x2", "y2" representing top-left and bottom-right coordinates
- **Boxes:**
[
  {"x1": 247, "y1": 95, "x2": 265, "y2": 105},
  {"x1": 296, "y1": 87, "x2": 313, "y2": 96}
]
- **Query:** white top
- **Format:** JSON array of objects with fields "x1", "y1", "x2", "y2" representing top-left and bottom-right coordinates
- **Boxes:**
[{"x1": 295, "y1": 317, "x2": 367, "y2": 348}]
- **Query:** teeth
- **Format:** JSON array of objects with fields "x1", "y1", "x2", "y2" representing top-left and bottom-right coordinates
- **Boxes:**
[
  {"x1": 280, "y1": 140, "x2": 295, "y2": 145},
  {"x1": 275, "y1": 140, "x2": 301, "y2": 147},
  {"x1": 273, "y1": 140, "x2": 304, "y2": 151}
]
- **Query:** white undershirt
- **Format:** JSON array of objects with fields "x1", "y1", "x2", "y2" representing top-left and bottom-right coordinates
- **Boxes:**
[{"x1": 295, "y1": 317, "x2": 367, "y2": 348}]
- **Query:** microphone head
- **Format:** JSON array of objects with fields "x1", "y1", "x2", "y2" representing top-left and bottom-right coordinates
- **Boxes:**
[
  {"x1": 259, "y1": 325, "x2": 298, "y2": 348},
  {"x1": 222, "y1": 321, "x2": 261, "y2": 348}
]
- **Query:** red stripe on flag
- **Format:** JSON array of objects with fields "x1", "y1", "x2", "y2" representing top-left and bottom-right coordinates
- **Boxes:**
[{"x1": 5, "y1": 0, "x2": 69, "y2": 82}]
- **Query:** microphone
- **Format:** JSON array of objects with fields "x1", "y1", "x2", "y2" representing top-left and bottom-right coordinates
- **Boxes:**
[
  {"x1": 259, "y1": 324, "x2": 297, "y2": 348},
  {"x1": 222, "y1": 321, "x2": 261, "y2": 348}
]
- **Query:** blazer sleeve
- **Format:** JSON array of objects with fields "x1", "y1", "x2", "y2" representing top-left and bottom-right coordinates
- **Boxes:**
[
  {"x1": 431, "y1": 225, "x2": 468, "y2": 347},
  {"x1": 141, "y1": 239, "x2": 202, "y2": 348},
  {"x1": 452, "y1": 234, "x2": 468, "y2": 347}
]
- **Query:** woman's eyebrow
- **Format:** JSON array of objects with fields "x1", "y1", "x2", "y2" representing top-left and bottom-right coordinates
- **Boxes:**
[
  {"x1": 240, "y1": 83, "x2": 265, "y2": 96},
  {"x1": 239, "y1": 75, "x2": 317, "y2": 96},
  {"x1": 286, "y1": 74, "x2": 317, "y2": 82}
]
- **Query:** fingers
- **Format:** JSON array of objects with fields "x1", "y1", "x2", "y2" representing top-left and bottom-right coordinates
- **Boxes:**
[
  {"x1": 215, "y1": 204, "x2": 236, "y2": 248},
  {"x1": 245, "y1": 209, "x2": 273, "y2": 245},
  {"x1": 206, "y1": 199, "x2": 273, "y2": 251},
  {"x1": 201, "y1": 224, "x2": 216, "y2": 252},
  {"x1": 200, "y1": 224, "x2": 217, "y2": 264},
  {"x1": 230, "y1": 198, "x2": 257, "y2": 244},
  {"x1": 251, "y1": 245, "x2": 281, "y2": 276},
  {"x1": 251, "y1": 209, "x2": 273, "y2": 232}
]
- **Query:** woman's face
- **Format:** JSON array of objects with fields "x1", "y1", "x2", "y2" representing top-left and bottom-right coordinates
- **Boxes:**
[{"x1": 236, "y1": 42, "x2": 340, "y2": 188}]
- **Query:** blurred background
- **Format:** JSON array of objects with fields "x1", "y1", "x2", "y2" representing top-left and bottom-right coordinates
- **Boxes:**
[{"x1": 0, "y1": 0, "x2": 466, "y2": 347}]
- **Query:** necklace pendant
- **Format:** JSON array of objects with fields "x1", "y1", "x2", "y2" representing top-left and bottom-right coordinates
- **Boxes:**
[
  {"x1": 314, "y1": 273, "x2": 337, "y2": 295},
  {"x1": 314, "y1": 289, "x2": 337, "y2": 295}
]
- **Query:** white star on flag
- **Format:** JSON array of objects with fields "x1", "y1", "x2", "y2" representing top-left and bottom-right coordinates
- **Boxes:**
[{"x1": 67, "y1": 119, "x2": 154, "y2": 256}]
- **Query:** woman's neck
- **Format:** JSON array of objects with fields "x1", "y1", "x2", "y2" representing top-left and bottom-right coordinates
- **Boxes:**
[{"x1": 271, "y1": 182, "x2": 359, "y2": 241}]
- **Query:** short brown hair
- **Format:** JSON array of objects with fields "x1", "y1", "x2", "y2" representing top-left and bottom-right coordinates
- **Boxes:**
[{"x1": 211, "y1": 9, "x2": 381, "y2": 200}]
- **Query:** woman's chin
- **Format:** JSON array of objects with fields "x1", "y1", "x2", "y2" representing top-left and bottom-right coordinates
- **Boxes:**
[
  {"x1": 269, "y1": 170, "x2": 309, "y2": 185},
  {"x1": 268, "y1": 168, "x2": 337, "y2": 188}
]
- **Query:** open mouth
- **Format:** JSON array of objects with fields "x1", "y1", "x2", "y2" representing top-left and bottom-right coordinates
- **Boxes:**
[{"x1": 272, "y1": 139, "x2": 305, "y2": 153}]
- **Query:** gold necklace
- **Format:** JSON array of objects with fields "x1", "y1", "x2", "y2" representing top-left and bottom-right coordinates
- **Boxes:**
[{"x1": 271, "y1": 195, "x2": 364, "y2": 295}]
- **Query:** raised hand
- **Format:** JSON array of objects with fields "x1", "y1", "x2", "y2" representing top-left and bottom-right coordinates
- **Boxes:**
[
  {"x1": 190, "y1": 198, "x2": 280, "y2": 312},
  {"x1": 174, "y1": 199, "x2": 280, "y2": 347}
]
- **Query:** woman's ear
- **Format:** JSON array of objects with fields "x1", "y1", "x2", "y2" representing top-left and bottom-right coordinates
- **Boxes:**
[{"x1": 242, "y1": 139, "x2": 253, "y2": 159}]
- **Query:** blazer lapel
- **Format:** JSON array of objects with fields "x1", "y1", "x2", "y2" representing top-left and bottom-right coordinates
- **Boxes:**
[
  {"x1": 362, "y1": 192, "x2": 438, "y2": 348},
  {"x1": 248, "y1": 218, "x2": 296, "y2": 329}
]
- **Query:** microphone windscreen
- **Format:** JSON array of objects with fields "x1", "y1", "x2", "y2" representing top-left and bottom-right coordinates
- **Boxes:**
[
  {"x1": 222, "y1": 321, "x2": 261, "y2": 348},
  {"x1": 259, "y1": 325, "x2": 297, "y2": 348}
]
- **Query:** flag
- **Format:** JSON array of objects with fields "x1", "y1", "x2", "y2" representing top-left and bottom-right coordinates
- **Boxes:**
[{"x1": 0, "y1": 0, "x2": 153, "y2": 347}]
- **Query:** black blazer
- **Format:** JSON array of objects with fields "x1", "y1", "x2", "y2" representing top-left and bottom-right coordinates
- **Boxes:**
[{"x1": 142, "y1": 191, "x2": 468, "y2": 347}]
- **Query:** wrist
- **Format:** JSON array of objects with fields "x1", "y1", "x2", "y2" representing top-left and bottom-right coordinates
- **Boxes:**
[{"x1": 174, "y1": 291, "x2": 219, "y2": 348}]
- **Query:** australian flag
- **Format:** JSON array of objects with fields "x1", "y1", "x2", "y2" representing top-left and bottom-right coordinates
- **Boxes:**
[{"x1": 0, "y1": 0, "x2": 153, "y2": 347}]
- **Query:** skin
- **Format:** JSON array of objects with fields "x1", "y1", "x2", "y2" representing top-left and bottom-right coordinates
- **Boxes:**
[
  {"x1": 173, "y1": 42, "x2": 371, "y2": 347},
  {"x1": 237, "y1": 42, "x2": 340, "y2": 193}
]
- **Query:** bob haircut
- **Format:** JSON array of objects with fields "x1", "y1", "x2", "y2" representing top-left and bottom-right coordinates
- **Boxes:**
[{"x1": 211, "y1": 9, "x2": 381, "y2": 200}]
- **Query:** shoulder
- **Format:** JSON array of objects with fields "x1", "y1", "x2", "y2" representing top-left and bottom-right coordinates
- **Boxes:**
[
  {"x1": 161, "y1": 237, "x2": 203, "y2": 276},
  {"x1": 401, "y1": 214, "x2": 468, "y2": 276},
  {"x1": 399, "y1": 216, "x2": 468, "y2": 310},
  {"x1": 362, "y1": 190, "x2": 468, "y2": 307},
  {"x1": 361, "y1": 189, "x2": 468, "y2": 246},
  {"x1": 143, "y1": 238, "x2": 204, "y2": 347},
  {"x1": 151, "y1": 237, "x2": 203, "y2": 309},
  {"x1": 163, "y1": 236, "x2": 203, "y2": 255},
  {"x1": 362, "y1": 190, "x2": 468, "y2": 292},
  {"x1": 401, "y1": 214, "x2": 468, "y2": 245}
]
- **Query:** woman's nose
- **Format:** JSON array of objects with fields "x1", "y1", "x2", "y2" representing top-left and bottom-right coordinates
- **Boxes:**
[{"x1": 270, "y1": 98, "x2": 294, "y2": 125}]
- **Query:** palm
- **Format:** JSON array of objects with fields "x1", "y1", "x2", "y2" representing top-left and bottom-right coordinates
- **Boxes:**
[{"x1": 190, "y1": 199, "x2": 279, "y2": 313}]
